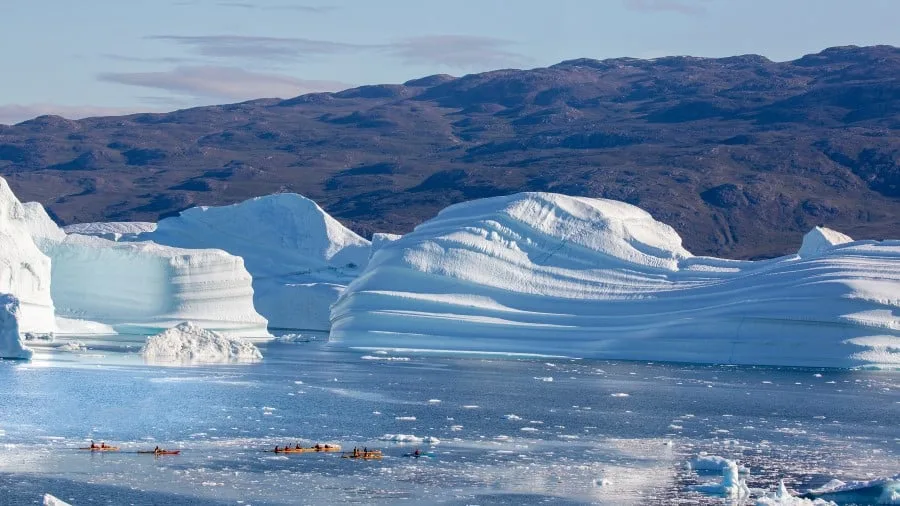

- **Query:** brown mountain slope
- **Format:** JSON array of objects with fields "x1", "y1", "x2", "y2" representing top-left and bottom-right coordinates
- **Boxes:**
[{"x1": 1, "y1": 45, "x2": 899, "y2": 258}]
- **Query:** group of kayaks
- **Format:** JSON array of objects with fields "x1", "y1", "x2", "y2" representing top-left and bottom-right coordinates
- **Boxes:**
[
  {"x1": 78, "y1": 443, "x2": 180, "y2": 456},
  {"x1": 76, "y1": 442, "x2": 428, "y2": 460}
]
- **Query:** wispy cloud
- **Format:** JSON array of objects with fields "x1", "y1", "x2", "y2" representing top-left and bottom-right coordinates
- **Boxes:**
[
  {"x1": 387, "y1": 35, "x2": 529, "y2": 69},
  {"x1": 148, "y1": 33, "x2": 527, "y2": 69},
  {"x1": 623, "y1": 0, "x2": 709, "y2": 15},
  {"x1": 216, "y1": 2, "x2": 335, "y2": 13},
  {"x1": 0, "y1": 103, "x2": 150, "y2": 125},
  {"x1": 147, "y1": 34, "x2": 360, "y2": 61},
  {"x1": 97, "y1": 65, "x2": 350, "y2": 100},
  {"x1": 102, "y1": 53, "x2": 194, "y2": 64}
]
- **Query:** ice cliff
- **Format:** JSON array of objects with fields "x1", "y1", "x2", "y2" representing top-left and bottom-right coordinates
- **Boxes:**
[
  {"x1": 0, "y1": 180, "x2": 55, "y2": 334},
  {"x1": 0, "y1": 295, "x2": 32, "y2": 359},
  {"x1": 22, "y1": 195, "x2": 268, "y2": 338},
  {"x1": 331, "y1": 192, "x2": 900, "y2": 368},
  {"x1": 141, "y1": 194, "x2": 370, "y2": 331}
]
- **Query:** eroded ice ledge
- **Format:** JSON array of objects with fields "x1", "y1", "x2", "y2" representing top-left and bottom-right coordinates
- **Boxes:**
[{"x1": 331, "y1": 192, "x2": 900, "y2": 368}]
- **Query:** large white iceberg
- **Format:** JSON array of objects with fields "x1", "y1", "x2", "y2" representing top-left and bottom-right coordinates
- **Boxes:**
[
  {"x1": 0, "y1": 294, "x2": 32, "y2": 359},
  {"x1": 141, "y1": 193, "x2": 370, "y2": 331},
  {"x1": 23, "y1": 199, "x2": 268, "y2": 338},
  {"x1": 141, "y1": 321, "x2": 262, "y2": 363},
  {"x1": 331, "y1": 192, "x2": 900, "y2": 368},
  {"x1": 0, "y1": 180, "x2": 56, "y2": 334}
]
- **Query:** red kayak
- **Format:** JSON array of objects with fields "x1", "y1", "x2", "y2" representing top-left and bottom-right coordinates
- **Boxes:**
[{"x1": 137, "y1": 450, "x2": 180, "y2": 455}]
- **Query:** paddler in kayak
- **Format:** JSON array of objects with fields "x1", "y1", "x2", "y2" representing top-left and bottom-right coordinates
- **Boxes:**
[
  {"x1": 100, "y1": 442, "x2": 110, "y2": 449},
  {"x1": 413, "y1": 448, "x2": 421, "y2": 457},
  {"x1": 90, "y1": 440, "x2": 98, "y2": 449}
]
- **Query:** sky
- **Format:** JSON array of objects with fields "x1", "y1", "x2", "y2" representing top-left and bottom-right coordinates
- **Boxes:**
[{"x1": 1, "y1": 0, "x2": 898, "y2": 124}]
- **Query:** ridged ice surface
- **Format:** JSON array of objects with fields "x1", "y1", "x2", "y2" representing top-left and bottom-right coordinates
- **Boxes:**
[
  {"x1": 0, "y1": 294, "x2": 31, "y2": 359},
  {"x1": 331, "y1": 193, "x2": 900, "y2": 367},
  {"x1": 23, "y1": 198, "x2": 268, "y2": 339},
  {"x1": 141, "y1": 193, "x2": 370, "y2": 331}
]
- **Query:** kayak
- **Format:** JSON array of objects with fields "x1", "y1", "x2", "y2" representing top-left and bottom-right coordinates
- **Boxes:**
[
  {"x1": 137, "y1": 450, "x2": 181, "y2": 455},
  {"x1": 269, "y1": 446, "x2": 341, "y2": 454},
  {"x1": 403, "y1": 452, "x2": 432, "y2": 459},
  {"x1": 78, "y1": 447, "x2": 119, "y2": 452},
  {"x1": 342, "y1": 451, "x2": 383, "y2": 460}
]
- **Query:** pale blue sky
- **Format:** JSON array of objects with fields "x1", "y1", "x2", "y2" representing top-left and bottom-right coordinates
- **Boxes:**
[{"x1": 1, "y1": 0, "x2": 898, "y2": 123}]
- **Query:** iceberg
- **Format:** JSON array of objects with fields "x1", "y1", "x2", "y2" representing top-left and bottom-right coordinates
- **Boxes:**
[
  {"x1": 141, "y1": 193, "x2": 370, "y2": 331},
  {"x1": 689, "y1": 458, "x2": 750, "y2": 501},
  {"x1": 331, "y1": 192, "x2": 900, "y2": 368},
  {"x1": 23, "y1": 196, "x2": 268, "y2": 338},
  {"x1": 42, "y1": 494, "x2": 72, "y2": 506},
  {"x1": 0, "y1": 180, "x2": 56, "y2": 334},
  {"x1": 63, "y1": 221, "x2": 157, "y2": 241},
  {"x1": 141, "y1": 321, "x2": 262, "y2": 363},
  {"x1": 757, "y1": 481, "x2": 836, "y2": 506},
  {"x1": 0, "y1": 294, "x2": 32, "y2": 360},
  {"x1": 803, "y1": 474, "x2": 900, "y2": 505}
]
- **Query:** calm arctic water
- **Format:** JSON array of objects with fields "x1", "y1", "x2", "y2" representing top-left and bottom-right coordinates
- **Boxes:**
[{"x1": 0, "y1": 339, "x2": 897, "y2": 505}]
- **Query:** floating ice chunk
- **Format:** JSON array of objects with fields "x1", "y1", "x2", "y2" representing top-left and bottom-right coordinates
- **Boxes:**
[
  {"x1": 361, "y1": 355, "x2": 410, "y2": 361},
  {"x1": 55, "y1": 317, "x2": 117, "y2": 335},
  {"x1": 427, "y1": 399, "x2": 442, "y2": 404},
  {"x1": 756, "y1": 481, "x2": 837, "y2": 505},
  {"x1": 42, "y1": 494, "x2": 72, "y2": 506},
  {"x1": 690, "y1": 459, "x2": 750, "y2": 501},
  {"x1": 611, "y1": 393, "x2": 630, "y2": 398},
  {"x1": 379, "y1": 434, "x2": 439, "y2": 444},
  {"x1": 141, "y1": 322, "x2": 262, "y2": 363},
  {"x1": 534, "y1": 376, "x2": 554, "y2": 382},
  {"x1": 504, "y1": 414, "x2": 522, "y2": 420},
  {"x1": 0, "y1": 295, "x2": 32, "y2": 360},
  {"x1": 805, "y1": 473, "x2": 900, "y2": 505},
  {"x1": 57, "y1": 340, "x2": 86, "y2": 352},
  {"x1": 689, "y1": 455, "x2": 749, "y2": 474},
  {"x1": 395, "y1": 416, "x2": 416, "y2": 421}
]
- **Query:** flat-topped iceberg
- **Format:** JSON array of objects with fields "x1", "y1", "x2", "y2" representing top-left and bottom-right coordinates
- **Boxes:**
[
  {"x1": 331, "y1": 192, "x2": 900, "y2": 368},
  {"x1": 0, "y1": 295, "x2": 32, "y2": 360},
  {"x1": 140, "y1": 193, "x2": 370, "y2": 331},
  {"x1": 141, "y1": 321, "x2": 262, "y2": 363},
  {"x1": 23, "y1": 196, "x2": 268, "y2": 338}
]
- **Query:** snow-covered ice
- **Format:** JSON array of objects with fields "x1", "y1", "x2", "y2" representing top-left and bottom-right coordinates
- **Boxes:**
[
  {"x1": 689, "y1": 454, "x2": 749, "y2": 474},
  {"x1": 140, "y1": 193, "x2": 370, "y2": 331},
  {"x1": 42, "y1": 494, "x2": 72, "y2": 506},
  {"x1": 141, "y1": 322, "x2": 262, "y2": 363},
  {"x1": 331, "y1": 192, "x2": 900, "y2": 368},
  {"x1": 689, "y1": 458, "x2": 750, "y2": 501},
  {"x1": 0, "y1": 180, "x2": 55, "y2": 334},
  {"x1": 63, "y1": 221, "x2": 157, "y2": 241},
  {"x1": 0, "y1": 295, "x2": 32, "y2": 360},
  {"x1": 25, "y1": 203, "x2": 268, "y2": 338},
  {"x1": 756, "y1": 481, "x2": 836, "y2": 506},
  {"x1": 805, "y1": 473, "x2": 900, "y2": 505}
]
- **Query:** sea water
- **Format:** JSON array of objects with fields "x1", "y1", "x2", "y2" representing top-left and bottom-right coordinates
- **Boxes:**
[{"x1": 0, "y1": 339, "x2": 897, "y2": 505}]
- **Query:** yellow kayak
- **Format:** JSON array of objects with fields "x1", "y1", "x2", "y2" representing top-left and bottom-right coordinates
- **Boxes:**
[
  {"x1": 342, "y1": 451, "x2": 383, "y2": 460},
  {"x1": 79, "y1": 447, "x2": 119, "y2": 452}
]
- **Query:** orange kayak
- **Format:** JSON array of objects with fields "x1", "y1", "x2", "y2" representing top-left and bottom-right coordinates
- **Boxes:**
[
  {"x1": 137, "y1": 450, "x2": 180, "y2": 455},
  {"x1": 342, "y1": 451, "x2": 383, "y2": 460},
  {"x1": 79, "y1": 447, "x2": 119, "y2": 452},
  {"x1": 270, "y1": 445, "x2": 341, "y2": 454}
]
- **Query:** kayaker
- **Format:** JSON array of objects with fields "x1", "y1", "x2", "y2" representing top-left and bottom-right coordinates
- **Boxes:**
[
  {"x1": 414, "y1": 448, "x2": 421, "y2": 457},
  {"x1": 101, "y1": 442, "x2": 109, "y2": 449},
  {"x1": 154, "y1": 446, "x2": 160, "y2": 453},
  {"x1": 90, "y1": 440, "x2": 97, "y2": 449},
  {"x1": 315, "y1": 443, "x2": 322, "y2": 450},
  {"x1": 296, "y1": 443, "x2": 302, "y2": 450},
  {"x1": 274, "y1": 446, "x2": 280, "y2": 452}
]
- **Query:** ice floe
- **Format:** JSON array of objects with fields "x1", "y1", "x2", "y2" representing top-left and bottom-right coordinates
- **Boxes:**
[
  {"x1": 141, "y1": 322, "x2": 262, "y2": 363},
  {"x1": 0, "y1": 295, "x2": 32, "y2": 360}
]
